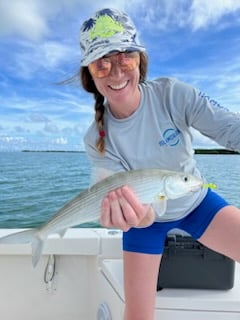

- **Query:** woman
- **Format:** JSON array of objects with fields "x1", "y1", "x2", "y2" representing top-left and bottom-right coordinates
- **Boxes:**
[{"x1": 79, "y1": 8, "x2": 240, "y2": 320}]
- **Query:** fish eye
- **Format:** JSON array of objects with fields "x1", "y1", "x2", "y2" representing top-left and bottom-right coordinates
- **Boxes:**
[{"x1": 183, "y1": 176, "x2": 189, "y2": 182}]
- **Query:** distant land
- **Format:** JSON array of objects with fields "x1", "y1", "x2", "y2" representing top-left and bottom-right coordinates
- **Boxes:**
[
  {"x1": 21, "y1": 150, "x2": 85, "y2": 153},
  {"x1": 194, "y1": 149, "x2": 239, "y2": 155},
  {"x1": 21, "y1": 149, "x2": 240, "y2": 155}
]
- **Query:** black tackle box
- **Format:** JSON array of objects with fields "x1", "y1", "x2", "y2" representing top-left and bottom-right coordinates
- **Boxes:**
[{"x1": 157, "y1": 234, "x2": 235, "y2": 291}]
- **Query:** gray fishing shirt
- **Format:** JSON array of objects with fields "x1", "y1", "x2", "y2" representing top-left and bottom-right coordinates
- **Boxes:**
[{"x1": 84, "y1": 77, "x2": 240, "y2": 221}]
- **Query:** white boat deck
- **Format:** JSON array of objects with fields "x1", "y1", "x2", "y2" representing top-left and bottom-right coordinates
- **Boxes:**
[
  {"x1": 0, "y1": 228, "x2": 239, "y2": 320},
  {"x1": 101, "y1": 259, "x2": 240, "y2": 319}
]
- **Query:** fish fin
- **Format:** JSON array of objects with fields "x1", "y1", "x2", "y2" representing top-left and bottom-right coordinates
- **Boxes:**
[
  {"x1": 58, "y1": 229, "x2": 67, "y2": 238},
  {"x1": 0, "y1": 229, "x2": 44, "y2": 268},
  {"x1": 90, "y1": 167, "x2": 115, "y2": 185},
  {"x1": 152, "y1": 196, "x2": 167, "y2": 218},
  {"x1": 31, "y1": 236, "x2": 44, "y2": 268}
]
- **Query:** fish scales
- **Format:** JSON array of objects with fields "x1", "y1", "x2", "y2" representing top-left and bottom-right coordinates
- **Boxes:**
[{"x1": 43, "y1": 169, "x2": 165, "y2": 232}]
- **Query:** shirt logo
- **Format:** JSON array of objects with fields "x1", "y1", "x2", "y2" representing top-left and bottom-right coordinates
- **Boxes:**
[
  {"x1": 198, "y1": 91, "x2": 229, "y2": 112},
  {"x1": 159, "y1": 128, "x2": 181, "y2": 147}
]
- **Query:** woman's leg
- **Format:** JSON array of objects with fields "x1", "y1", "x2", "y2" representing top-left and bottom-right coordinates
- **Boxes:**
[
  {"x1": 198, "y1": 205, "x2": 240, "y2": 262},
  {"x1": 123, "y1": 251, "x2": 161, "y2": 320}
]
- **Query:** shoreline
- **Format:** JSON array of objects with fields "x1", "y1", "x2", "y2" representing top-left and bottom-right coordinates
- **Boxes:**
[
  {"x1": 19, "y1": 149, "x2": 239, "y2": 155},
  {"x1": 0, "y1": 149, "x2": 239, "y2": 155},
  {"x1": 194, "y1": 149, "x2": 239, "y2": 155}
]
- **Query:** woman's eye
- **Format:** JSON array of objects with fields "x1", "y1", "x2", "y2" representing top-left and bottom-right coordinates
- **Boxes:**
[{"x1": 97, "y1": 60, "x2": 110, "y2": 70}]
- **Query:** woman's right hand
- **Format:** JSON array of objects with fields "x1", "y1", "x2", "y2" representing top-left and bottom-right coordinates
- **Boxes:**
[{"x1": 100, "y1": 185, "x2": 155, "y2": 231}]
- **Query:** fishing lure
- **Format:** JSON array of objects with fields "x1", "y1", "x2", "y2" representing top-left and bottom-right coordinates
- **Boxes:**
[{"x1": 203, "y1": 182, "x2": 217, "y2": 189}]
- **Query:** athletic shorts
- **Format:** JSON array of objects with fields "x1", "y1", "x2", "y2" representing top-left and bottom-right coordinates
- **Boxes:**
[{"x1": 122, "y1": 189, "x2": 229, "y2": 255}]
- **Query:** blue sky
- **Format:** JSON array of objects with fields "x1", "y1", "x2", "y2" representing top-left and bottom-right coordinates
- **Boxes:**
[{"x1": 0, "y1": 0, "x2": 240, "y2": 151}]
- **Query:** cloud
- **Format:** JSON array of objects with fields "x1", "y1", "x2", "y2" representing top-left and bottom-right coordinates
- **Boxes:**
[
  {"x1": 189, "y1": 0, "x2": 240, "y2": 30},
  {"x1": 1, "y1": 0, "x2": 240, "y2": 44},
  {"x1": 0, "y1": 0, "x2": 239, "y2": 152},
  {"x1": 2, "y1": 40, "x2": 77, "y2": 80},
  {"x1": 0, "y1": 0, "x2": 127, "y2": 41},
  {"x1": 125, "y1": 1, "x2": 187, "y2": 32},
  {"x1": 191, "y1": 129, "x2": 220, "y2": 149},
  {"x1": 0, "y1": 0, "x2": 49, "y2": 41},
  {"x1": 26, "y1": 113, "x2": 49, "y2": 123},
  {"x1": 0, "y1": 135, "x2": 28, "y2": 151},
  {"x1": 0, "y1": 136, "x2": 26, "y2": 143},
  {"x1": 53, "y1": 137, "x2": 68, "y2": 145},
  {"x1": 44, "y1": 123, "x2": 59, "y2": 134},
  {"x1": 126, "y1": 0, "x2": 240, "y2": 33}
]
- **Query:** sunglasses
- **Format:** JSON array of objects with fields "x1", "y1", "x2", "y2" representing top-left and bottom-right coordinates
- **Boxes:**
[{"x1": 88, "y1": 51, "x2": 140, "y2": 78}]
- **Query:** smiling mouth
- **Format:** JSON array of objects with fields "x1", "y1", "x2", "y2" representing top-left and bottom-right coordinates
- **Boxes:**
[{"x1": 109, "y1": 80, "x2": 128, "y2": 90}]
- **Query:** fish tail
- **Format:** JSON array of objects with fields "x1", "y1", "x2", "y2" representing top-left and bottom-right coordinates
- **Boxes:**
[
  {"x1": 31, "y1": 235, "x2": 44, "y2": 268},
  {"x1": 0, "y1": 229, "x2": 44, "y2": 268}
]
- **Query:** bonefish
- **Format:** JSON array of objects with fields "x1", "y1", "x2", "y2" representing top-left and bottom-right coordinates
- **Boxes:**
[{"x1": 0, "y1": 169, "x2": 203, "y2": 267}]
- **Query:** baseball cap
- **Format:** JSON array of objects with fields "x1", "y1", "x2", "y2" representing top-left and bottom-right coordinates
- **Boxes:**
[{"x1": 80, "y1": 8, "x2": 146, "y2": 66}]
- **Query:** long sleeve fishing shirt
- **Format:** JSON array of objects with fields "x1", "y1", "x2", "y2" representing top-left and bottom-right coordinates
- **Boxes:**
[{"x1": 84, "y1": 77, "x2": 240, "y2": 221}]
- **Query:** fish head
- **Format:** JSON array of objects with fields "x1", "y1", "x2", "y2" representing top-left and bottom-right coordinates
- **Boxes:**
[{"x1": 163, "y1": 172, "x2": 203, "y2": 199}]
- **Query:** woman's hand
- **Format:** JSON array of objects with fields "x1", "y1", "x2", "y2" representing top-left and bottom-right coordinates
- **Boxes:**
[{"x1": 100, "y1": 185, "x2": 155, "y2": 231}]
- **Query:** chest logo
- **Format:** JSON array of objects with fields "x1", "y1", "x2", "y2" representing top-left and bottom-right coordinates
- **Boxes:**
[{"x1": 159, "y1": 128, "x2": 181, "y2": 147}]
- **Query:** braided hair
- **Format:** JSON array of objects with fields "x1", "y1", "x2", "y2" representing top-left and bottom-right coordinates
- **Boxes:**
[{"x1": 80, "y1": 52, "x2": 148, "y2": 154}]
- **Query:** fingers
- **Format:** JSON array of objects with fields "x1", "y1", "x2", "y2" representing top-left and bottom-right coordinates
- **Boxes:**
[
  {"x1": 137, "y1": 205, "x2": 156, "y2": 227},
  {"x1": 120, "y1": 186, "x2": 149, "y2": 222},
  {"x1": 100, "y1": 197, "x2": 111, "y2": 227},
  {"x1": 100, "y1": 191, "x2": 131, "y2": 231},
  {"x1": 100, "y1": 185, "x2": 155, "y2": 231},
  {"x1": 116, "y1": 188, "x2": 139, "y2": 226}
]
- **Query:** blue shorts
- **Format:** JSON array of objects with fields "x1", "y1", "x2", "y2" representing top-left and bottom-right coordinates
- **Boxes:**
[{"x1": 123, "y1": 189, "x2": 229, "y2": 254}]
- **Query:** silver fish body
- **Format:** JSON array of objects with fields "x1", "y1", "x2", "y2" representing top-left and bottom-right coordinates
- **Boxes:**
[{"x1": 0, "y1": 169, "x2": 203, "y2": 267}]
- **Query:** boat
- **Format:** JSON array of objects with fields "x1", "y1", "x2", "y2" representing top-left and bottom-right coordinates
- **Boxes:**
[{"x1": 0, "y1": 227, "x2": 239, "y2": 319}]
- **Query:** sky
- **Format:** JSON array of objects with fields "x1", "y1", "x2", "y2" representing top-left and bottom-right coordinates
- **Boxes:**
[{"x1": 0, "y1": 0, "x2": 240, "y2": 151}]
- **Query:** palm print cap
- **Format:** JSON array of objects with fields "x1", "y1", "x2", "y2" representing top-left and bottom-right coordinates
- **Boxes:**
[{"x1": 80, "y1": 8, "x2": 145, "y2": 66}]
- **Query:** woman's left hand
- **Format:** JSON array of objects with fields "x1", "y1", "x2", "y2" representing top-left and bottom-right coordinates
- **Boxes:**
[{"x1": 100, "y1": 185, "x2": 155, "y2": 231}]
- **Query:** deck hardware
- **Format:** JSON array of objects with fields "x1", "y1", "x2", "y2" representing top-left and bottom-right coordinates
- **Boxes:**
[
  {"x1": 97, "y1": 302, "x2": 112, "y2": 320},
  {"x1": 44, "y1": 254, "x2": 56, "y2": 292},
  {"x1": 108, "y1": 230, "x2": 120, "y2": 236}
]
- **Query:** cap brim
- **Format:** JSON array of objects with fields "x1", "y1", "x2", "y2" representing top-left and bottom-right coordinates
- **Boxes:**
[{"x1": 81, "y1": 43, "x2": 146, "y2": 66}]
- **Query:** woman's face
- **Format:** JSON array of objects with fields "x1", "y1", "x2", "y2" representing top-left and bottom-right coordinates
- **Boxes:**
[{"x1": 88, "y1": 52, "x2": 141, "y2": 117}]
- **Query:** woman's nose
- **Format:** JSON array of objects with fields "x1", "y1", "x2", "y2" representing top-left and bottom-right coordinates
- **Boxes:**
[{"x1": 109, "y1": 62, "x2": 124, "y2": 77}]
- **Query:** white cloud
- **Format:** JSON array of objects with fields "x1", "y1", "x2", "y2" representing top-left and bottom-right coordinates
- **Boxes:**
[
  {"x1": 41, "y1": 42, "x2": 74, "y2": 67},
  {"x1": 6, "y1": 40, "x2": 77, "y2": 80},
  {"x1": 189, "y1": 0, "x2": 240, "y2": 30},
  {"x1": 0, "y1": 0, "x2": 49, "y2": 40},
  {"x1": 191, "y1": 129, "x2": 220, "y2": 149},
  {"x1": 54, "y1": 137, "x2": 68, "y2": 145},
  {"x1": 1, "y1": 0, "x2": 240, "y2": 43},
  {"x1": 125, "y1": 0, "x2": 240, "y2": 33},
  {"x1": 0, "y1": 0, "x2": 127, "y2": 41},
  {"x1": 0, "y1": 135, "x2": 28, "y2": 151},
  {"x1": 0, "y1": 136, "x2": 26, "y2": 143},
  {"x1": 0, "y1": 0, "x2": 239, "y2": 152},
  {"x1": 125, "y1": 0, "x2": 187, "y2": 32}
]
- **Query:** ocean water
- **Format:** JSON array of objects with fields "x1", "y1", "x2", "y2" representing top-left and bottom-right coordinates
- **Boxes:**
[
  {"x1": 0, "y1": 152, "x2": 239, "y2": 228},
  {"x1": 0, "y1": 152, "x2": 91, "y2": 228}
]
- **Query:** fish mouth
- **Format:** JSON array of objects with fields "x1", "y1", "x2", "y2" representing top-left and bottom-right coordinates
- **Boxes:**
[{"x1": 190, "y1": 182, "x2": 203, "y2": 192}]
